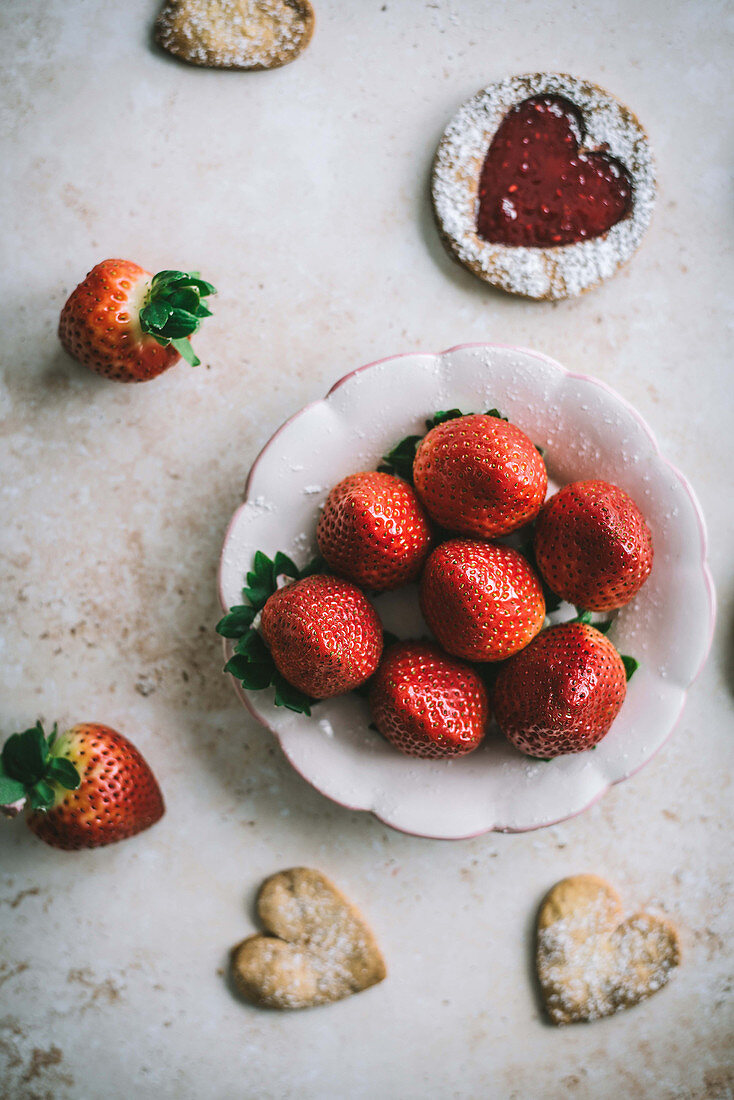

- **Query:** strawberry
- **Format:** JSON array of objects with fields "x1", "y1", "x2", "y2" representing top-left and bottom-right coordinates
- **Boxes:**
[
  {"x1": 533, "y1": 480, "x2": 653, "y2": 611},
  {"x1": 420, "y1": 539, "x2": 545, "y2": 661},
  {"x1": 316, "y1": 471, "x2": 432, "y2": 592},
  {"x1": 0, "y1": 722, "x2": 164, "y2": 850},
  {"x1": 218, "y1": 552, "x2": 382, "y2": 709},
  {"x1": 369, "y1": 641, "x2": 489, "y2": 758},
  {"x1": 412, "y1": 413, "x2": 547, "y2": 537},
  {"x1": 59, "y1": 260, "x2": 215, "y2": 382},
  {"x1": 493, "y1": 623, "x2": 628, "y2": 757},
  {"x1": 260, "y1": 575, "x2": 383, "y2": 699}
]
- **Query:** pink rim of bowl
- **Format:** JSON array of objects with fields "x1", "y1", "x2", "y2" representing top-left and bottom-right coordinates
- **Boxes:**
[{"x1": 218, "y1": 344, "x2": 715, "y2": 840}]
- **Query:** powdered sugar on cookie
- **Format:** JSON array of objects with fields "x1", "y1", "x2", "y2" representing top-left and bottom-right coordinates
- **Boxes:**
[
  {"x1": 536, "y1": 874, "x2": 680, "y2": 1025},
  {"x1": 432, "y1": 73, "x2": 656, "y2": 299},
  {"x1": 231, "y1": 867, "x2": 386, "y2": 1009},
  {"x1": 155, "y1": 0, "x2": 315, "y2": 71}
]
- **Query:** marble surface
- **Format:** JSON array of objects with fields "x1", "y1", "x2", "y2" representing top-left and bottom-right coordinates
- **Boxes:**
[{"x1": 1, "y1": 1, "x2": 732, "y2": 1098}]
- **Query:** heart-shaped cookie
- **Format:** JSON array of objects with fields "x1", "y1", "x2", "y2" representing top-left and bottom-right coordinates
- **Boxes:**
[
  {"x1": 231, "y1": 868, "x2": 387, "y2": 1009},
  {"x1": 536, "y1": 874, "x2": 681, "y2": 1025},
  {"x1": 432, "y1": 73, "x2": 656, "y2": 299},
  {"x1": 155, "y1": 0, "x2": 315, "y2": 71}
]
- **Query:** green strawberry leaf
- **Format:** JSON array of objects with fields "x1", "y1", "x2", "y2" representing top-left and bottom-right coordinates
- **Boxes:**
[
  {"x1": 0, "y1": 774, "x2": 27, "y2": 805},
  {"x1": 382, "y1": 630, "x2": 400, "y2": 649},
  {"x1": 28, "y1": 780, "x2": 56, "y2": 812},
  {"x1": 2, "y1": 724, "x2": 49, "y2": 785},
  {"x1": 621, "y1": 655, "x2": 639, "y2": 682},
  {"x1": 379, "y1": 434, "x2": 423, "y2": 482},
  {"x1": 273, "y1": 551, "x2": 299, "y2": 581},
  {"x1": 427, "y1": 408, "x2": 464, "y2": 429},
  {"x1": 594, "y1": 619, "x2": 614, "y2": 635},
  {"x1": 574, "y1": 609, "x2": 594, "y2": 624},
  {"x1": 234, "y1": 631, "x2": 270, "y2": 660},
  {"x1": 485, "y1": 407, "x2": 509, "y2": 421},
  {"x1": 45, "y1": 757, "x2": 81, "y2": 791},
  {"x1": 170, "y1": 337, "x2": 200, "y2": 367},
  {"x1": 215, "y1": 604, "x2": 257, "y2": 638},
  {"x1": 139, "y1": 301, "x2": 173, "y2": 329},
  {"x1": 225, "y1": 655, "x2": 274, "y2": 690},
  {"x1": 166, "y1": 288, "x2": 200, "y2": 314},
  {"x1": 272, "y1": 672, "x2": 313, "y2": 715},
  {"x1": 527, "y1": 756, "x2": 553, "y2": 762}
]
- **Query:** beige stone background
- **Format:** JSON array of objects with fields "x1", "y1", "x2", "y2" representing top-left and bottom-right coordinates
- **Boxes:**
[{"x1": 1, "y1": 1, "x2": 732, "y2": 1098}]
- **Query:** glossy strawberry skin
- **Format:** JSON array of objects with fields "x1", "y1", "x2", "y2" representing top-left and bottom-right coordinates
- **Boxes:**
[
  {"x1": 369, "y1": 642, "x2": 489, "y2": 758},
  {"x1": 534, "y1": 480, "x2": 653, "y2": 612},
  {"x1": 259, "y1": 574, "x2": 383, "y2": 698},
  {"x1": 493, "y1": 623, "x2": 627, "y2": 757},
  {"x1": 413, "y1": 414, "x2": 547, "y2": 537},
  {"x1": 27, "y1": 724, "x2": 164, "y2": 850},
  {"x1": 420, "y1": 539, "x2": 545, "y2": 662},
  {"x1": 59, "y1": 259, "x2": 179, "y2": 382},
  {"x1": 317, "y1": 471, "x2": 432, "y2": 592}
]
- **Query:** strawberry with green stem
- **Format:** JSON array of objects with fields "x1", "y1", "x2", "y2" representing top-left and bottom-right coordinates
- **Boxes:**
[
  {"x1": 217, "y1": 551, "x2": 383, "y2": 714},
  {"x1": 59, "y1": 260, "x2": 216, "y2": 382},
  {"x1": 0, "y1": 722, "x2": 164, "y2": 849}
]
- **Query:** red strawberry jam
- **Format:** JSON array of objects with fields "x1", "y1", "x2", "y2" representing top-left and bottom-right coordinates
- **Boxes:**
[{"x1": 476, "y1": 95, "x2": 633, "y2": 247}]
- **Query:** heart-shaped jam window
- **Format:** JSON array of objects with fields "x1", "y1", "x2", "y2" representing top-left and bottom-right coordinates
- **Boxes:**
[
  {"x1": 536, "y1": 875, "x2": 681, "y2": 1024},
  {"x1": 477, "y1": 95, "x2": 633, "y2": 248},
  {"x1": 230, "y1": 868, "x2": 386, "y2": 1009}
]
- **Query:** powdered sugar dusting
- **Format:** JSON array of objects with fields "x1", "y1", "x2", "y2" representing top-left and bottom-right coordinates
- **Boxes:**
[
  {"x1": 537, "y1": 875, "x2": 680, "y2": 1024},
  {"x1": 156, "y1": 0, "x2": 314, "y2": 71},
  {"x1": 432, "y1": 73, "x2": 656, "y2": 299},
  {"x1": 232, "y1": 868, "x2": 386, "y2": 1009}
]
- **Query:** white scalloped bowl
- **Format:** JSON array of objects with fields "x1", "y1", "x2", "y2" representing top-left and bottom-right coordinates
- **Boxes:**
[{"x1": 218, "y1": 345, "x2": 714, "y2": 839}]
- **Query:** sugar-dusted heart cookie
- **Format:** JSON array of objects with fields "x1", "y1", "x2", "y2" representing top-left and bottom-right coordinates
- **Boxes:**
[
  {"x1": 155, "y1": 0, "x2": 315, "y2": 71},
  {"x1": 536, "y1": 874, "x2": 681, "y2": 1024},
  {"x1": 231, "y1": 868, "x2": 386, "y2": 1009},
  {"x1": 432, "y1": 73, "x2": 656, "y2": 299}
]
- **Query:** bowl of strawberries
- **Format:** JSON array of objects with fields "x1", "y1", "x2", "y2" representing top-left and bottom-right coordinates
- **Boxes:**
[{"x1": 218, "y1": 344, "x2": 714, "y2": 839}]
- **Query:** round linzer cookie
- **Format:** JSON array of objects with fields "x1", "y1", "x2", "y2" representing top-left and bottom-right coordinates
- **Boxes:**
[
  {"x1": 155, "y1": 0, "x2": 315, "y2": 71},
  {"x1": 431, "y1": 73, "x2": 656, "y2": 300}
]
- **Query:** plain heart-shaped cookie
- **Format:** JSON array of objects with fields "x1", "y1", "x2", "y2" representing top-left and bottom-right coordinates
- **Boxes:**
[
  {"x1": 231, "y1": 868, "x2": 386, "y2": 1009},
  {"x1": 155, "y1": 0, "x2": 315, "y2": 71},
  {"x1": 536, "y1": 874, "x2": 681, "y2": 1025}
]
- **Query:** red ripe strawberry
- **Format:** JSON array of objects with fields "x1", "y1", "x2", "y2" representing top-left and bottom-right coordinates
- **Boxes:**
[
  {"x1": 369, "y1": 641, "x2": 489, "y2": 758},
  {"x1": 259, "y1": 574, "x2": 383, "y2": 699},
  {"x1": 59, "y1": 260, "x2": 215, "y2": 382},
  {"x1": 420, "y1": 539, "x2": 545, "y2": 661},
  {"x1": 413, "y1": 413, "x2": 547, "y2": 537},
  {"x1": 534, "y1": 480, "x2": 653, "y2": 611},
  {"x1": 0, "y1": 722, "x2": 164, "y2": 850},
  {"x1": 316, "y1": 471, "x2": 432, "y2": 592},
  {"x1": 493, "y1": 623, "x2": 627, "y2": 757}
]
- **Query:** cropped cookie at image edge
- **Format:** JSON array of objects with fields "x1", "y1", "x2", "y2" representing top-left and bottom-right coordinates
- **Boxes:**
[{"x1": 155, "y1": 0, "x2": 315, "y2": 70}]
